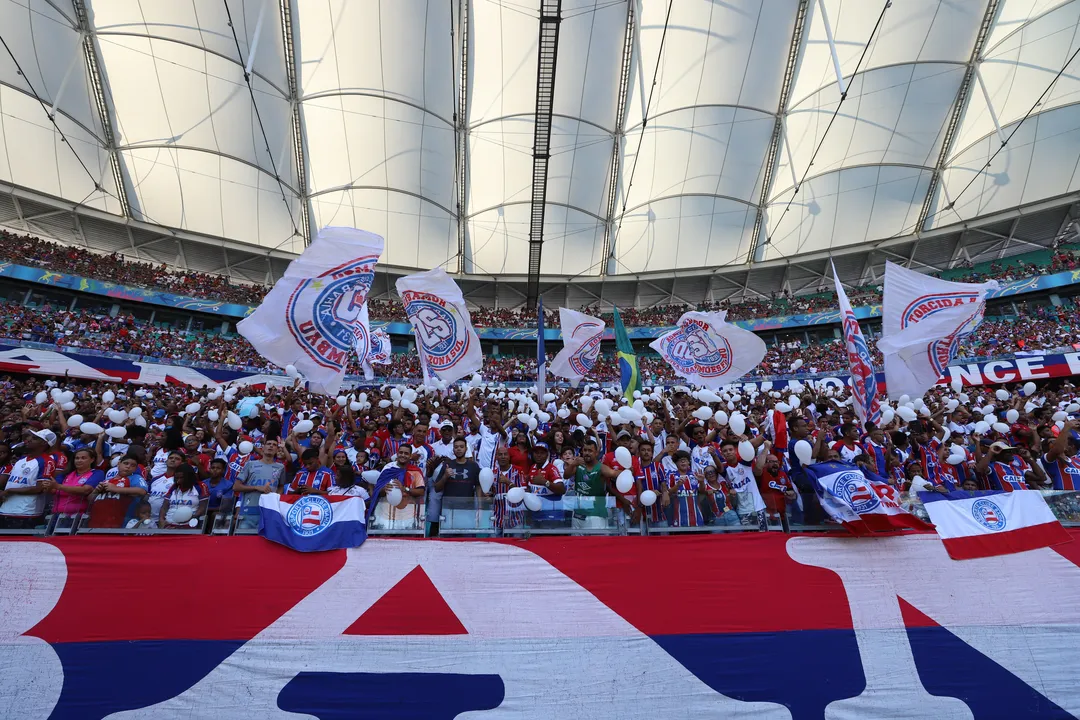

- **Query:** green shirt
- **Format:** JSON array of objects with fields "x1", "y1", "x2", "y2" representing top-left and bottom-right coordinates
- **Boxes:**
[{"x1": 572, "y1": 463, "x2": 607, "y2": 517}]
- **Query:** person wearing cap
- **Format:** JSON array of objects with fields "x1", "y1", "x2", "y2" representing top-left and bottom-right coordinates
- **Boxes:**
[
  {"x1": 0, "y1": 428, "x2": 57, "y2": 528},
  {"x1": 1042, "y1": 420, "x2": 1080, "y2": 490},
  {"x1": 975, "y1": 439, "x2": 1047, "y2": 491},
  {"x1": 431, "y1": 420, "x2": 459, "y2": 461},
  {"x1": 526, "y1": 441, "x2": 565, "y2": 527}
]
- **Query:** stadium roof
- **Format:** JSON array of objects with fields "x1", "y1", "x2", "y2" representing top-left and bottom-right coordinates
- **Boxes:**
[{"x1": 2, "y1": 0, "x2": 1080, "y2": 306}]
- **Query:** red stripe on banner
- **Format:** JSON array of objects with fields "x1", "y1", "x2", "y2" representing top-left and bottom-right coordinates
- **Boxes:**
[
  {"x1": 861, "y1": 514, "x2": 935, "y2": 534},
  {"x1": 942, "y1": 521, "x2": 1074, "y2": 560}
]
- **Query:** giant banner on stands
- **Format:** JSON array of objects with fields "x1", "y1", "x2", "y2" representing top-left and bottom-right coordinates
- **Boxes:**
[
  {"x1": 2, "y1": 340, "x2": 1079, "y2": 391},
  {"x1": 5, "y1": 534, "x2": 1080, "y2": 719},
  {"x1": 5, "y1": 259, "x2": 1080, "y2": 336}
]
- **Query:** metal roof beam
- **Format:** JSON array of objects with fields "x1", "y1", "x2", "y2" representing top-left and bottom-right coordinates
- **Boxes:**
[
  {"x1": 917, "y1": 0, "x2": 1001, "y2": 233},
  {"x1": 525, "y1": 0, "x2": 563, "y2": 309},
  {"x1": 454, "y1": 0, "x2": 470, "y2": 273},
  {"x1": 748, "y1": 0, "x2": 809, "y2": 264},
  {"x1": 279, "y1": 0, "x2": 312, "y2": 244},
  {"x1": 71, "y1": 0, "x2": 131, "y2": 218},
  {"x1": 599, "y1": 0, "x2": 636, "y2": 274}
]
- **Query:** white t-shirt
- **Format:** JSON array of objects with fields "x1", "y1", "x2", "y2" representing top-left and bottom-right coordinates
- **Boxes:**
[
  {"x1": 0, "y1": 456, "x2": 52, "y2": 516},
  {"x1": 723, "y1": 461, "x2": 765, "y2": 513},
  {"x1": 691, "y1": 445, "x2": 717, "y2": 476},
  {"x1": 148, "y1": 476, "x2": 175, "y2": 518},
  {"x1": 150, "y1": 448, "x2": 170, "y2": 480}
]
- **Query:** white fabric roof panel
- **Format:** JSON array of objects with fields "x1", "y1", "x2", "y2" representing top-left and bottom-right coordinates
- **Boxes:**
[{"x1": 2, "y1": 0, "x2": 1079, "y2": 276}]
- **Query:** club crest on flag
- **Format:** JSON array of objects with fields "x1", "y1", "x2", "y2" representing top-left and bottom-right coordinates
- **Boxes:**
[
  {"x1": 972, "y1": 498, "x2": 1006, "y2": 531},
  {"x1": 285, "y1": 255, "x2": 379, "y2": 371},
  {"x1": 902, "y1": 292, "x2": 983, "y2": 375},
  {"x1": 656, "y1": 319, "x2": 732, "y2": 378},
  {"x1": 835, "y1": 470, "x2": 880, "y2": 514},
  {"x1": 368, "y1": 328, "x2": 392, "y2": 365},
  {"x1": 400, "y1": 291, "x2": 471, "y2": 372},
  {"x1": 287, "y1": 496, "x2": 333, "y2": 537},
  {"x1": 568, "y1": 321, "x2": 603, "y2": 376}
]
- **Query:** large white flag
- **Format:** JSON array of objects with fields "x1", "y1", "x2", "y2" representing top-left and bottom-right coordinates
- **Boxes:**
[
  {"x1": 649, "y1": 311, "x2": 766, "y2": 390},
  {"x1": 395, "y1": 268, "x2": 482, "y2": 384},
  {"x1": 880, "y1": 261, "x2": 995, "y2": 399},
  {"x1": 550, "y1": 308, "x2": 605, "y2": 380},
  {"x1": 238, "y1": 227, "x2": 383, "y2": 395}
]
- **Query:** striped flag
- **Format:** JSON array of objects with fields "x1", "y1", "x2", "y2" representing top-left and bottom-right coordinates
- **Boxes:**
[
  {"x1": 833, "y1": 262, "x2": 880, "y2": 428},
  {"x1": 613, "y1": 307, "x2": 640, "y2": 402},
  {"x1": 920, "y1": 490, "x2": 1071, "y2": 560}
]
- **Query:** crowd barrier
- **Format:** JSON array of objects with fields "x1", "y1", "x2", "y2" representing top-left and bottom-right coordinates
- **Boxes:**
[
  {"x1": 6, "y1": 529, "x2": 1080, "y2": 718},
  {"x1": 4, "y1": 489, "x2": 1078, "y2": 539}
]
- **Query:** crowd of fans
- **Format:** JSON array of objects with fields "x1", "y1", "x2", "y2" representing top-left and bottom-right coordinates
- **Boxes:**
[
  {"x1": 1, "y1": 363, "x2": 1078, "y2": 535},
  {"x1": 3, "y1": 230, "x2": 1073, "y2": 328},
  {"x1": 3, "y1": 299, "x2": 1077, "y2": 383}
]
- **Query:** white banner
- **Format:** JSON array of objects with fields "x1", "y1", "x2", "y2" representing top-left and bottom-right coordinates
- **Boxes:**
[
  {"x1": 648, "y1": 311, "x2": 766, "y2": 390},
  {"x1": 550, "y1": 308, "x2": 605, "y2": 380},
  {"x1": 396, "y1": 268, "x2": 483, "y2": 384},
  {"x1": 237, "y1": 227, "x2": 383, "y2": 395},
  {"x1": 880, "y1": 261, "x2": 995, "y2": 400}
]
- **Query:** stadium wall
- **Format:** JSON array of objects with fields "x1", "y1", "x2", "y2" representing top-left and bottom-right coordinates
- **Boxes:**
[{"x1": 5, "y1": 533, "x2": 1080, "y2": 719}]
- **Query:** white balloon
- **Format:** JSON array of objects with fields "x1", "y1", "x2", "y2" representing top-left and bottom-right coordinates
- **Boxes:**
[
  {"x1": 615, "y1": 446, "x2": 633, "y2": 468},
  {"x1": 294, "y1": 419, "x2": 314, "y2": 434},
  {"x1": 775, "y1": 402, "x2": 792, "y2": 414},
  {"x1": 207, "y1": 409, "x2": 220, "y2": 422},
  {"x1": 947, "y1": 453, "x2": 966, "y2": 466},
  {"x1": 361, "y1": 470, "x2": 381, "y2": 484},
  {"x1": 285, "y1": 364, "x2": 299, "y2": 378},
  {"x1": 789, "y1": 395, "x2": 801, "y2": 409},
  {"x1": 506, "y1": 486, "x2": 526, "y2": 504},
  {"x1": 478, "y1": 468, "x2": 495, "y2": 493},
  {"x1": 128, "y1": 407, "x2": 142, "y2": 418},
  {"x1": 378, "y1": 399, "x2": 392, "y2": 409},
  {"x1": 575, "y1": 413, "x2": 593, "y2": 428},
  {"x1": 336, "y1": 395, "x2": 347, "y2": 407},
  {"x1": 615, "y1": 470, "x2": 634, "y2": 494},
  {"x1": 959, "y1": 392, "x2": 970, "y2": 403},
  {"x1": 1069, "y1": 403, "x2": 1080, "y2": 413},
  {"x1": 170, "y1": 506, "x2": 194, "y2": 524},
  {"x1": 105, "y1": 426, "x2": 127, "y2": 439},
  {"x1": 521, "y1": 492, "x2": 543, "y2": 512},
  {"x1": 386, "y1": 487, "x2": 404, "y2": 507},
  {"x1": 403, "y1": 389, "x2": 417, "y2": 403},
  {"x1": 946, "y1": 399, "x2": 959, "y2": 412},
  {"x1": 35, "y1": 391, "x2": 48, "y2": 404},
  {"x1": 974, "y1": 421, "x2": 990, "y2": 435},
  {"x1": 996, "y1": 389, "x2": 1010, "y2": 401},
  {"x1": 730, "y1": 415, "x2": 746, "y2": 436},
  {"x1": 405, "y1": 402, "x2": 419, "y2": 414},
  {"x1": 80, "y1": 422, "x2": 103, "y2": 435},
  {"x1": 791, "y1": 359, "x2": 804, "y2": 370},
  {"x1": 738, "y1": 440, "x2": 755, "y2": 462},
  {"x1": 640, "y1": 489, "x2": 658, "y2": 507},
  {"x1": 238, "y1": 441, "x2": 254, "y2": 455},
  {"x1": 133, "y1": 416, "x2": 146, "y2": 428},
  {"x1": 794, "y1": 439, "x2": 814, "y2": 465},
  {"x1": 941, "y1": 427, "x2": 952, "y2": 443},
  {"x1": 1023, "y1": 382, "x2": 1037, "y2": 396},
  {"x1": 59, "y1": 390, "x2": 74, "y2": 404},
  {"x1": 982, "y1": 413, "x2": 996, "y2": 425},
  {"x1": 1054, "y1": 410, "x2": 1069, "y2": 422},
  {"x1": 543, "y1": 392, "x2": 557, "y2": 403},
  {"x1": 714, "y1": 410, "x2": 729, "y2": 426},
  {"x1": 60, "y1": 401, "x2": 76, "y2": 411},
  {"x1": 693, "y1": 406, "x2": 713, "y2": 421},
  {"x1": 227, "y1": 413, "x2": 243, "y2": 431},
  {"x1": 101, "y1": 390, "x2": 116, "y2": 404},
  {"x1": 68, "y1": 414, "x2": 84, "y2": 427},
  {"x1": 896, "y1": 406, "x2": 917, "y2": 422},
  {"x1": 185, "y1": 402, "x2": 201, "y2": 414},
  {"x1": 880, "y1": 408, "x2": 895, "y2": 425},
  {"x1": 107, "y1": 409, "x2": 128, "y2": 424},
  {"x1": 1006, "y1": 409, "x2": 1019, "y2": 424},
  {"x1": 992, "y1": 422, "x2": 1011, "y2": 435},
  {"x1": 391, "y1": 388, "x2": 402, "y2": 401}
]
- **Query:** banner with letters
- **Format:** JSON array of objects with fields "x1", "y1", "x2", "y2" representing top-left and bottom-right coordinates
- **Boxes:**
[
  {"x1": 7, "y1": 533, "x2": 1080, "y2": 718},
  {"x1": 396, "y1": 268, "x2": 482, "y2": 384}
]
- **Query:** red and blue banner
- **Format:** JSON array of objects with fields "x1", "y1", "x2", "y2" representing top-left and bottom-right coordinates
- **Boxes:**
[{"x1": 7, "y1": 532, "x2": 1080, "y2": 719}]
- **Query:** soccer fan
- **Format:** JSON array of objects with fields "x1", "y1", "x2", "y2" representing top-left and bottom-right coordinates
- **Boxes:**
[
  {"x1": 490, "y1": 443, "x2": 526, "y2": 534},
  {"x1": 0, "y1": 429, "x2": 56, "y2": 529},
  {"x1": 564, "y1": 440, "x2": 608, "y2": 531},
  {"x1": 286, "y1": 449, "x2": 335, "y2": 495},
  {"x1": 754, "y1": 443, "x2": 796, "y2": 526},
  {"x1": 159, "y1": 464, "x2": 208, "y2": 527},
  {"x1": 1043, "y1": 421, "x2": 1080, "y2": 490},
  {"x1": 667, "y1": 451, "x2": 704, "y2": 528},
  {"x1": 87, "y1": 454, "x2": 148, "y2": 528},
  {"x1": 45, "y1": 447, "x2": 103, "y2": 522}
]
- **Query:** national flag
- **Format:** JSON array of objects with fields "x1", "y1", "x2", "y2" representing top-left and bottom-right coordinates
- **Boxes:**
[
  {"x1": 879, "y1": 261, "x2": 995, "y2": 400},
  {"x1": 919, "y1": 489, "x2": 1072, "y2": 560},
  {"x1": 832, "y1": 262, "x2": 880, "y2": 427},
  {"x1": 536, "y1": 296, "x2": 546, "y2": 400},
  {"x1": 396, "y1": 268, "x2": 483, "y2": 384},
  {"x1": 805, "y1": 459, "x2": 933, "y2": 535},
  {"x1": 649, "y1": 310, "x2": 765, "y2": 390},
  {"x1": 550, "y1": 308, "x2": 605, "y2": 381},
  {"x1": 612, "y1": 307, "x2": 640, "y2": 402},
  {"x1": 237, "y1": 227, "x2": 383, "y2": 395}
]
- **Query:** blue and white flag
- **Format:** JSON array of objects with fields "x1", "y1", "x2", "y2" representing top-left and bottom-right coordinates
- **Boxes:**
[
  {"x1": 833, "y1": 262, "x2": 880, "y2": 428},
  {"x1": 358, "y1": 304, "x2": 391, "y2": 380},
  {"x1": 805, "y1": 460, "x2": 933, "y2": 535},
  {"x1": 648, "y1": 311, "x2": 765, "y2": 390},
  {"x1": 878, "y1": 261, "x2": 994, "y2": 400},
  {"x1": 919, "y1": 489, "x2": 1071, "y2": 560},
  {"x1": 396, "y1": 268, "x2": 483, "y2": 384},
  {"x1": 238, "y1": 227, "x2": 383, "y2": 395},
  {"x1": 550, "y1": 308, "x2": 604, "y2": 381},
  {"x1": 259, "y1": 471, "x2": 396, "y2": 552}
]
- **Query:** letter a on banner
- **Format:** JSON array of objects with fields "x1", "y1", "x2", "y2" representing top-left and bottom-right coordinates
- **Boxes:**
[
  {"x1": 396, "y1": 268, "x2": 483, "y2": 384},
  {"x1": 238, "y1": 227, "x2": 383, "y2": 395}
]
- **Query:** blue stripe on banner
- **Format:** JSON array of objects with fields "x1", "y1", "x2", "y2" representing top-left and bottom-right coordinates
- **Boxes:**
[
  {"x1": 258, "y1": 509, "x2": 368, "y2": 552},
  {"x1": 918, "y1": 489, "x2": 1008, "y2": 504}
]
